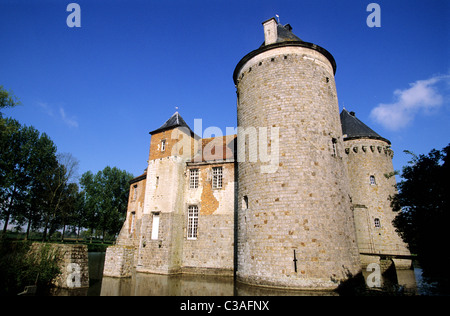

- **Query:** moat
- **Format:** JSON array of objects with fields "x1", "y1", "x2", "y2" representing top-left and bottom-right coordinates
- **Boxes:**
[{"x1": 68, "y1": 252, "x2": 437, "y2": 296}]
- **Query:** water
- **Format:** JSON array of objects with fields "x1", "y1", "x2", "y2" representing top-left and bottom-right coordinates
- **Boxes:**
[{"x1": 71, "y1": 253, "x2": 442, "y2": 296}]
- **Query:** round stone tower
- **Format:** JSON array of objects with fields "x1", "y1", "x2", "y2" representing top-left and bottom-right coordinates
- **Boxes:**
[
  {"x1": 340, "y1": 109, "x2": 411, "y2": 268},
  {"x1": 233, "y1": 18, "x2": 361, "y2": 290}
]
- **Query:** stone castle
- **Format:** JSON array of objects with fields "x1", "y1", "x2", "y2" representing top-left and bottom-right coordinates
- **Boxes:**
[{"x1": 103, "y1": 18, "x2": 411, "y2": 290}]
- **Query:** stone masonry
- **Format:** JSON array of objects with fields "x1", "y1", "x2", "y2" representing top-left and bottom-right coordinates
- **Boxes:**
[{"x1": 104, "y1": 18, "x2": 411, "y2": 290}]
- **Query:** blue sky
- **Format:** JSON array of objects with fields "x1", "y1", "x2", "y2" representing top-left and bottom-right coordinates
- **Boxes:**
[{"x1": 0, "y1": 0, "x2": 449, "y2": 179}]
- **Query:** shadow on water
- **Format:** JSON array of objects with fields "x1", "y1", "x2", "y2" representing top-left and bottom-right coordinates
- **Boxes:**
[
  {"x1": 97, "y1": 268, "x2": 418, "y2": 296},
  {"x1": 54, "y1": 254, "x2": 438, "y2": 296}
]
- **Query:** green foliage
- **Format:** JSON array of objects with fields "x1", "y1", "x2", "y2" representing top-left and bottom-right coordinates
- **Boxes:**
[
  {"x1": 0, "y1": 85, "x2": 21, "y2": 110},
  {"x1": 1, "y1": 88, "x2": 133, "y2": 246},
  {"x1": 80, "y1": 166, "x2": 133, "y2": 240},
  {"x1": 0, "y1": 117, "x2": 58, "y2": 236},
  {"x1": 0, "y1": 240, "x2": 61, "y2": 295},
  {"x1": 391, "y1": 144, "x2": 450, "y2": 293}
]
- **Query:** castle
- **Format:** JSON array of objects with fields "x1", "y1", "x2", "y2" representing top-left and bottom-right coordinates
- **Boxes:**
[{"x1": 103, "y1": 18, "x2": 411, "y2": 290}]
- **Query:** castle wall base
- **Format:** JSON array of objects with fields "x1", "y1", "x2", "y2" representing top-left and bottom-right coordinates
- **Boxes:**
[{"x1": 103, "y1": 245, "x2": 135, "y2": 278}]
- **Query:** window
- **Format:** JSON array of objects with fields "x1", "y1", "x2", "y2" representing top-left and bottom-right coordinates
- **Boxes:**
[
  {"x1": 190, "y1": 169, "x2": 199, "y2": 189},
  {"x1": 331, "y1": 138, "x2": 338, "y2": 157},
  {"x1": 161, "y1": 139, "x2": 166, "y2": 152},
  {"x1": 370, "y1": 175, "x2": 376, "y2": 185},
  {"x1": 129, "y1": 212, "x2": 136, "y2": 234},
  {"x1": 151, "y1": 213, "x2": 160, "y2": 240},
  {"x1": 187, "y1": 205, "x2": 199, "y2": 240},
  {"x1": 133, "y1": 184, "x2": 138, "y2": 201},
  {"x1": 374, "y1": 218, "x2": 381, "y2": 228},
  {"x1": 243, "y1": 195, "x2": 249, "y2": 210},
  {"x1": 212, "y1": 167, "x2": 223, "y2": 189}
]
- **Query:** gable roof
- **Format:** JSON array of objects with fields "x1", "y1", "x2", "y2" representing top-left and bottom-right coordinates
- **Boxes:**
[
  {"x1": 340, "y1": 109, "x2": 390, "y2": 144},
  {"x1": 259, "y1": 22, "x2": 303, "y2": 47},
  {"x1": 150, "y1": 111, "x2": 194, "y2": 135}
]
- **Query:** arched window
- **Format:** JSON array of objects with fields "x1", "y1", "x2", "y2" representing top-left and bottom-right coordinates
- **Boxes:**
[{"x1": 369, "y1": 175, "x2": 376, "y2": 185}]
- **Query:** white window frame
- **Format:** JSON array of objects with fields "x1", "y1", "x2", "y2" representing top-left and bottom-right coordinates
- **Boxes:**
[
  {"x1": 212, "y1": 167, "x2": 223, "y2": 189},
  {"x1": 161, "y1": 139, "x2": 166, "y2": 152},
  {"x1": 189, "y1": 169, "x2": 199, "y2": 189},
  {"x1": 370, "y1": 175, "x2": 376, "y2": 185},
  {"x1": 187, "y1": 205, "x2": 199, "y2": 240},
  {"x1": 151, "y1": 213, "x2": 160, "y2": 240}
]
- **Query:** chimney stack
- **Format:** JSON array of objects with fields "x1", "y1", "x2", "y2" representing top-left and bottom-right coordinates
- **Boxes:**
[{"x1": 262, "y1": 17, "x2": 277, "y2": 45}]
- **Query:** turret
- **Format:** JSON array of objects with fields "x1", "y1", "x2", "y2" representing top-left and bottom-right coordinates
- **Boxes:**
[
  {"x1": 341, "y1": 109, "x2": 411, "y2": 268},
  {"x1": 234, "y1": 18, "x2": 361, "y2": 290}
]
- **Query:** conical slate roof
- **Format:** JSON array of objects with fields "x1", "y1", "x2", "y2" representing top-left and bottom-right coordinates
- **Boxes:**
[
  {"x1": 233, "y1": 18, "x2": 337, "y2": 84},
  {"x1": 340, "y1": 109, "x2": 390, "y2": 144},
  {"x1": 150, "y1": 111, "x2": 193, "y2": 135}
]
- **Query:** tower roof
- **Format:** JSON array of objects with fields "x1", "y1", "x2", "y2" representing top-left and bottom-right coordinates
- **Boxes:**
[
  {"x1": 340, "y1": 109, "x2": 390, "y2": 144},
  {"x1": 150, "y1": 111, "x2": 193, "y2": 135},
  {"x1": 233, "y1": 18, "x2": 336, "y2": 84},
  {"x1": 259, "y1": 21, "x2": 303, "y2": 47}
]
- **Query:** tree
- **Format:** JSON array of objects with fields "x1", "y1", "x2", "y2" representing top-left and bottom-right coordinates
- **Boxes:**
[
  {"x1": 40, "y1": 153, "x2": 79, "y2": 241},
  {"x1": 80, "y1": 166, "x2": 133, "y2": 241},
  {"x1": 0, "y1": 118, "x2": 58, "y2": 236},
  {"x1": 0, "y1": 85, "x2": 21, "y2": 110},
  {"x1": 391, "y1": 144, "x2": 450, "y2": 292}
]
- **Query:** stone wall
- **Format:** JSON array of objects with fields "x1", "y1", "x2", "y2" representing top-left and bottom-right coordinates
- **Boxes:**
[
  {"x1": 235, "y1": 45, "x2": 361, "y2": 289},
  {"x1": 31, "y1": 243, "x2": 89, "y2": 289},
  {"x1": 103, "y1": 245, "x2": 135, "y2": 278},
  {"x1": 182, "y1": 161, "x2": 235, "y2": 275},
  {"x1": 343, "y1": 138, "x2": 411, "y2": 267}
]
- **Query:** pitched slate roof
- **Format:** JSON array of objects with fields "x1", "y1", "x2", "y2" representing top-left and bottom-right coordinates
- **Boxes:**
[
  {"x1": 259, "y1": 23, "x2": 302, "y2": 47},
  {"x1": 340, "y1": 109, "x2": 390, "y2": 144},
  {"x1": 150, "y1": 111, "x2": 193, "y2": 135}
]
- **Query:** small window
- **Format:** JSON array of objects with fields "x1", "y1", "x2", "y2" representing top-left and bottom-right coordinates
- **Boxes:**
[
  {"x1": 133, "y1": 184, "x2": 138, "y2": 201},
  {"x1": 370, "y1": 175, "x2": 376, "y2": 185},
  {"x1": 212, "y1": 167, "x2": 223, "y2": 189},
  {"x1": 187, "y1": 205, "x2": 199, "y2": 240},
  {"x1": 374, "y1": 218, "x2": 381, "y2": 228},
  {"x1": 156, "y1": 176, "x2": 159, "y2": 187},
  {"x1": 331, "y1": 138, "x2": 338, "y2": 157},
  {"x1": 189, "y1": 169, "x2": 199, "y2": 189},
  {"x1": 243, "y1": 196, "x2": 249, "y2": 210},
  {"x1": 161, "y1": 139, "x2": 166, "y2": 152}
]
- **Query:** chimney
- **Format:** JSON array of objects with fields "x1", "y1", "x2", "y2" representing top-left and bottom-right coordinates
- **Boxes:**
[{"x1": 262, "y1": 17, "x2": 277, "y2": 45}]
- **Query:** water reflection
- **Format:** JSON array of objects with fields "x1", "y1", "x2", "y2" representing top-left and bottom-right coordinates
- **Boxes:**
[
  {"x1": 50, "y1": 252, "x2": 438, "y2": 296},
  {"x1": 99, "y1": 268, "x2": 418, "y2": 296}
]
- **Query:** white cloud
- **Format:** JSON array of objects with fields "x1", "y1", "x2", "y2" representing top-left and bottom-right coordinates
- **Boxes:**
[
  {"x1": 36, "y1": 101, "x2": 79, "y2": 128},
  {"x1": 370, "y1": 75, "x2": 450, "y2": 131},
  {"x1": 59, "y1": 107, "x2": 79, "y2": 128}
]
